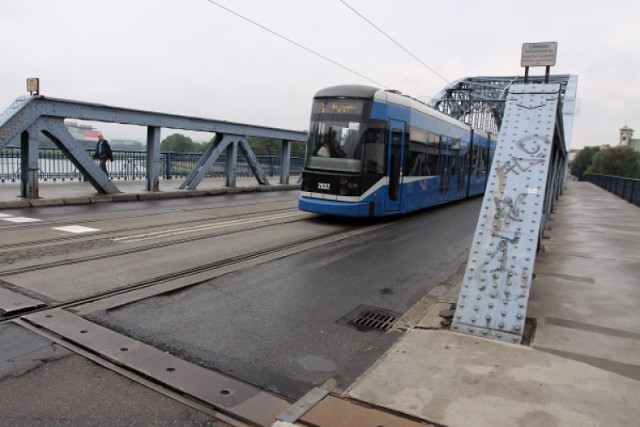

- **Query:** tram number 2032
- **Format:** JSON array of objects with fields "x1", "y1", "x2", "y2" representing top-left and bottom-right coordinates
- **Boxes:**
[{"x1": 317, "y1": 182, "x2": 330, "y2": 191}]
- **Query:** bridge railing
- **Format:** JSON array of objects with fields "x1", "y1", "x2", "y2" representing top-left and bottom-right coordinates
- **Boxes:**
[
  {"x1": 0, "y1": 145, "x2": 304, "y2": 183},
  {"x1": 582, "y1": 174, "x2": 640, "y2": 207}
]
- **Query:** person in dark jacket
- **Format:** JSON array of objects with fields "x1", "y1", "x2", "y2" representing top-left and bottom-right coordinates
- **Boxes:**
[{"x1": 93, "y1": 133, "x2": 113, "y2": 175}]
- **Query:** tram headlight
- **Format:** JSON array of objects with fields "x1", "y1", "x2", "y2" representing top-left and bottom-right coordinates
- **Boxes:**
[{"x1": 339, "y1": 176, "x2": 359, "y2": 196}]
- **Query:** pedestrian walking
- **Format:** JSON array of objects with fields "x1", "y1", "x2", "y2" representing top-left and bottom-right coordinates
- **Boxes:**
[{"x1": 93, "y1": 133, "x2": 113, "y2": 175}]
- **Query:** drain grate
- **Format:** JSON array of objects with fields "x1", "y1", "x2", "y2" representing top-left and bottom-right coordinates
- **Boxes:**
[{"x1": 338, "y1": 305, "x2": 399, "y2": 332}]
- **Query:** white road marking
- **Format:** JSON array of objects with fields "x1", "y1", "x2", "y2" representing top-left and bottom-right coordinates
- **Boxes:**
[
  {"x1": 0, "y1": 216, "x2": 42, "y2": 223},
  {"x1": 112, "y1": 211, "x2": 306, "y2": 243},
  {"x1": 53, "y1": 225, "x2": 100, "y2": 234},
  {"x1": 0, "y1": 213, "x2": 13, "y2": 218}
]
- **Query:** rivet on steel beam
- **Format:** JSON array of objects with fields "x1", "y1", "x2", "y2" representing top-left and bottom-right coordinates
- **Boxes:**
[
  {"x1": 501, "y1": 311, "x2": 507, "y2": 316},
  {"x1": 488, "y1": 303, "x2": 494, "y2": 308},
  {"x1": 471, "y1": 317, "x2": 477, "y2": 323},
  {"x1": 498, "y1": 322, "x2": 505, "y2": 329},
  {"x1": 516, "y1": 313, "x2": 523, "y2": 319}
]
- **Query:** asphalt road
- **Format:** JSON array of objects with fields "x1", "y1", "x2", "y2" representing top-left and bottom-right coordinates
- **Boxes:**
[{"x1": 0, "y1": 190, "x2": 482, "y2": 401}]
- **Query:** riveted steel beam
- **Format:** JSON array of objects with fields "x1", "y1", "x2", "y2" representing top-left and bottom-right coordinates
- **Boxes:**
[
  {"x1": 0, "y1": 95, "x2": 306, "y2": 193},
  {"x1": 146, "y1": 126, "x2": 161, "y2": 192},
  {"x1": 0, "y1": 96, "x2": 306, "y2": 147},
  {"x1": 238, "y1": 139, "x2": 269, "y2": 185},
  {"x1": 34, "y1": 117, "x2": 120, "y2": 194},
  {"x1": 451, "y1": 83, "x2": 566, "y2": 343},
  {"x1": 280, "y1": 140, "x2": 292, "y2": 184},
  {"x1": 20, "y1": 129, "x2": 39, "y2": 198}
]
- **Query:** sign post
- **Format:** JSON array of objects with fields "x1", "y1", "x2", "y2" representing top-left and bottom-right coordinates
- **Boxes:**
[
  {"x1": 26, "y1": 78, "x2": 40, "y2": 95},
  {"x1": 521, "y1": 42, "x2": 557, "y2": 83}
]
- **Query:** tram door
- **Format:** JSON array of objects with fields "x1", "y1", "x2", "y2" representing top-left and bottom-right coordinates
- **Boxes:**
[
  {"x1": 386, "y1": 120, "x2": 405, "y2": 212},
  {"x1": 439, "y1": 137, "x2": 450, "y2": 202}
]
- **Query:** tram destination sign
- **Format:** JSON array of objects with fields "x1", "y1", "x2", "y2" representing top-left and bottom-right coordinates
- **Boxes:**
[{"x1": 521, "y1": 42, "x2": 557, "y2": 67}]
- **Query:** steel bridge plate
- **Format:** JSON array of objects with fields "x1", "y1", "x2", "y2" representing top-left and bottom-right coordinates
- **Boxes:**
[
  {"x1": 23, "y1": 308, "x2": 290, "y2": 426},
  {"x1": 0, "y1": 287, "x2": 46, "y2": 315}
]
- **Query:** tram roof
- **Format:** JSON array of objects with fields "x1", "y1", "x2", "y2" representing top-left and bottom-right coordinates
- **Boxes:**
[{"x1": 314, "y1": 85, "x2": 486, "y2": 136}]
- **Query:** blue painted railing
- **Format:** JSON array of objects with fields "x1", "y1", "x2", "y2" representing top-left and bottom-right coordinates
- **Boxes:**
[
  {"x1": 0, "y1": 146, "x2": 304, "y2": 183},
  {"x1": 582, "y1": 174, "x2": 640, "y2": 207}
]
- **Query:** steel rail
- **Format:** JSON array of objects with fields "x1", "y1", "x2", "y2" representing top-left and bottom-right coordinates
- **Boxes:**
[
  {"x1": 0, "y1": 214, "x2": 314, "y2": 276},
  {"x1": 0, "y1": 206, "x2": 297, "y2": 251},
  {"x1": 0, "y1": 227, "x2": 354, "y2": 326}
]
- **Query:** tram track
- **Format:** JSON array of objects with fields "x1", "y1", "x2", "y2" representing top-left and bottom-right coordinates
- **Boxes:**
[
  {"x1": 0, "y1": 210, "x2": 313, "y2": 274},
  {"x1": 0, "y1": 224, "x2": 363, "y2": 325},
  {"x1": 0, "y1": 205, "x2": 297, "y2": 251}
]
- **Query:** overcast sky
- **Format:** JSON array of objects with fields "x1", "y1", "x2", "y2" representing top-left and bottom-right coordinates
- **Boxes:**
[{"x1": 2, "y1": 0, "x2": 639, "y2": 148}]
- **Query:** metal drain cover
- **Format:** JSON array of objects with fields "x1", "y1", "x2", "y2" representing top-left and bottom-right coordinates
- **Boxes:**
[{"x1": 337, "y1": 305, "x2": 399, "y2": 332}]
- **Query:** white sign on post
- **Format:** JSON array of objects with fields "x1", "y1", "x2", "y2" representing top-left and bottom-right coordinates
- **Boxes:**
[{"x1": 521, "y1": 42, "x2": 558, "y2": 67}]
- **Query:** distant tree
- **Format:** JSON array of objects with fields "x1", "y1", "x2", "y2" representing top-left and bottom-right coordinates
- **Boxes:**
[
  {"x1": 570, "y1": 146, "x2": 600, "y2": 178},
  {"x1": 591, "y1": 146, "x2": 640, "y2": 178},
  {"x1": 161, "y1": 133, "x2": 199, "y2": 153},
  {"x1": 246, "y1": 137, "x2": 306, "y2": 158}
]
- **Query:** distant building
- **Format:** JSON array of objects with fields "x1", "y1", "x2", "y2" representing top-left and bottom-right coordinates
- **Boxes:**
[
  {"x1": 64, "y1": 120, "x2": 102, "y2": 146},
  {"x1": 619, "y1": 126, "x2": 640, "y2": 152}
]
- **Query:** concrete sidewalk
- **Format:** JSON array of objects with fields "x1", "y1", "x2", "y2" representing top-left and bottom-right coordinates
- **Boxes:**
[
  {"x1": 0, "y1": 176, "x2": 300, "y2": 209},
  {"x1": 340, "y1": 180, "x2": 640, "y2": 426}
]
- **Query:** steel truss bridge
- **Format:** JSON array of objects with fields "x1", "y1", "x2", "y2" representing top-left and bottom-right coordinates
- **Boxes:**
[
  {"x1": 0, "y1": 75, "x2": 579, "y2": 345},
  {"x1": 0, "y1": 96, "x2": 307, "y2": 198},
  {"x1": 430, "y1": 75, "x2": 578, "y2": 142}
]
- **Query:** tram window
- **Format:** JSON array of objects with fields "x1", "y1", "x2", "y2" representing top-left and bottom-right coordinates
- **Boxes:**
[
  {"x1": 471, "y1": 143, "x2": 480, "y2": 174},
  {"x1": 363, "y1": 127, "x2": 385, "y2": 175},
  {"x1": 481, "y1": 146, "x2": 489, "y2": 173},
  {"x1": 425, "y1": 132, "x2": 440, "y2": 175},
  {"x1": 407, "y1": 142, "x2": 423, "y2": 177}
]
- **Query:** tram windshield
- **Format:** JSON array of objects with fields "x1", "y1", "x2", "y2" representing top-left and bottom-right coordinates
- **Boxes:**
[{"x1": 305, "y1": 98, "x2": 370, "y2": 173}]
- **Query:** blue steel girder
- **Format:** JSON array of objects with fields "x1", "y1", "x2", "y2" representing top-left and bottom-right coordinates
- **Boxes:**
[
  {"x1": 429, "y1": 75, "x2": 577, "y2": 140},
  {"x1": 146, "y1": 126, "x2": 162, "y2": 192},
  {"x1": 33, "y1": 117, "x2": 120, "y2": 194},
  {"x1": 178, "y1": 134, "x2": 269, "y2": 190},
  {"x1": 238, "y1": 139, "x2": 269, "y2": 185},
  {"x1": 0, "y1": 95, "x2": 307, "y2": 194},
  {"x1": 0, "y1": 96, "x2": 307, "y2": 147}
]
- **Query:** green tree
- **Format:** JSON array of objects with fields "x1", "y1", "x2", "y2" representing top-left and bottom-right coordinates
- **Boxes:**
[
  {"x1": 592, "y1": 146, "x2": 640, "y2": 178},
  {"x1": 570, "y1": 146, "x2": 600, "y2": 178},
  {"x1": 161, "y1": 133, "x2": 199, "y2": 153},
  {"x1": 246, "y1": 137, "x2": 306, "y2": 158}
]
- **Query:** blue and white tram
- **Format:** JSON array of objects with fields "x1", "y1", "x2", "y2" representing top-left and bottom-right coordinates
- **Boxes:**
[{"x1": 298, "y1": 85, "x2": 495, "y2": 217}]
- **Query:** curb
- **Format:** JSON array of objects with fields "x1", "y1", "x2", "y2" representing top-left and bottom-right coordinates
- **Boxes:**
[{"x1": 0, "y1": 184, "x2": 301, "y2": 210}]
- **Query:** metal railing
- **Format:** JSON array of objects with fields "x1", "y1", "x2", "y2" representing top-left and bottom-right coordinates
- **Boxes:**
[
  {"x1": 582, "y1": 174, "x2": 640, "y2": 207},
  {"x1": 0, "y1": 146, "x2": 304, "y2": 183}
]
